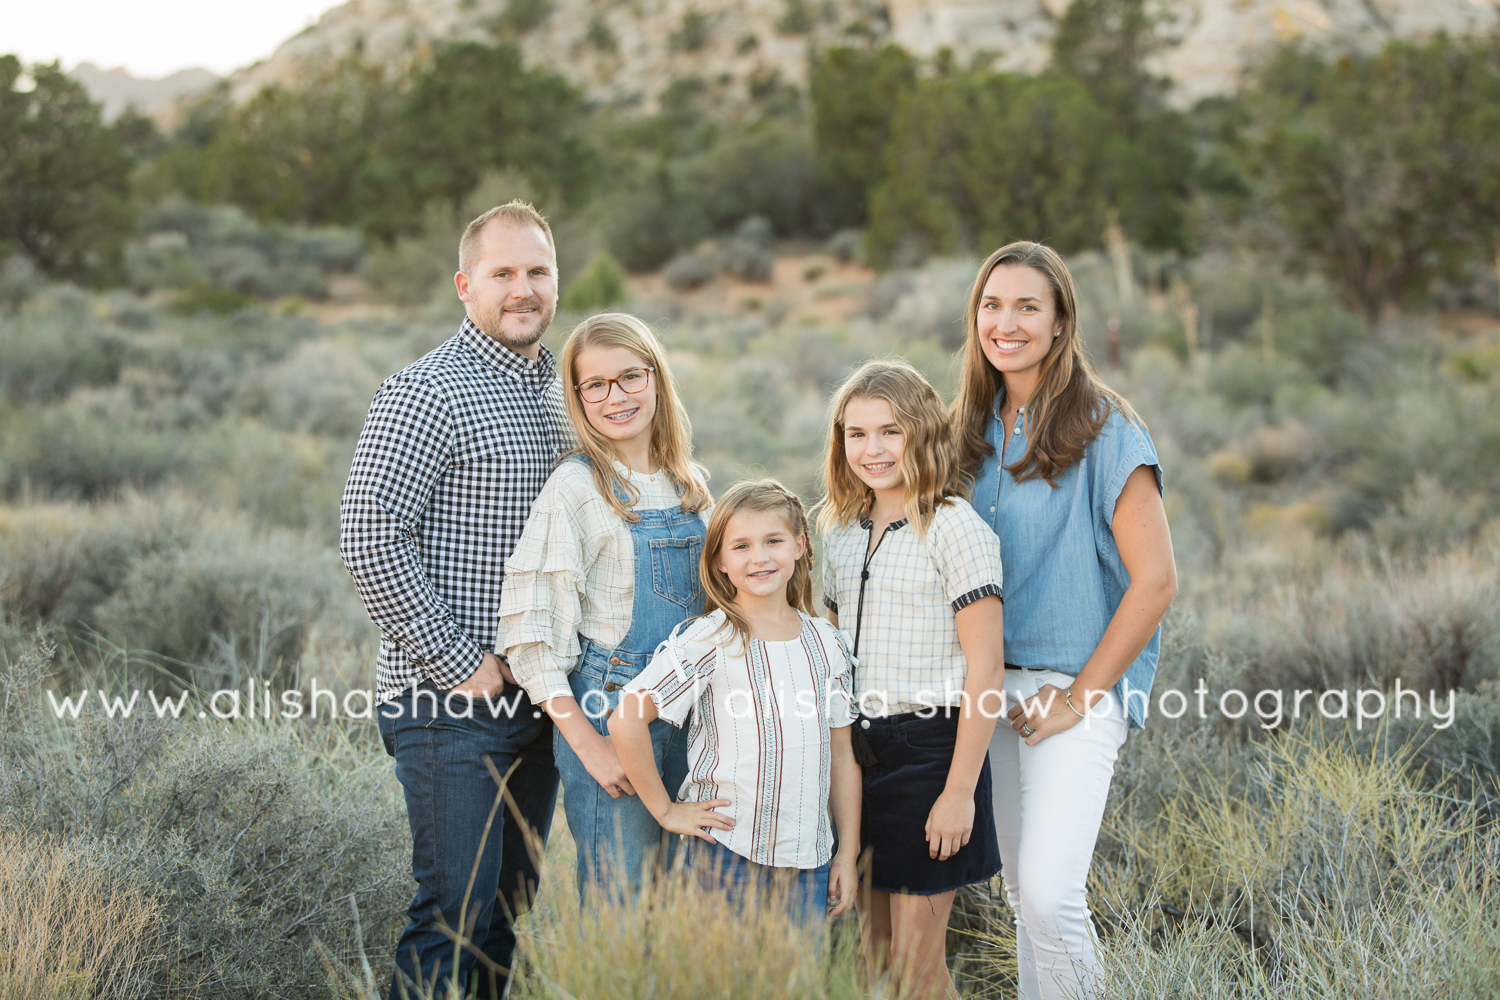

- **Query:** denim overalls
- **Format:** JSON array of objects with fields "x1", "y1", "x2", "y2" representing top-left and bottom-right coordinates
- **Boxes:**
[{"x1": 553, "y1": 455, "x2": 703, "y2": 896}]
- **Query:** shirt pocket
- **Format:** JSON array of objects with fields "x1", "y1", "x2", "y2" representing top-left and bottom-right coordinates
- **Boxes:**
[{"x1": 650, "y1": 536, "x2": 703, "y2": 608}]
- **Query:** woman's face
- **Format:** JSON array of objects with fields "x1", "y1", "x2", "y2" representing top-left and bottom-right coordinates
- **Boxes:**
[
  {"x1": 975, "y1": 264, "x2": 1062, "y2": 380},
  {"x1": 573, "y1": 345, "x2": 658, "y2": 447}
]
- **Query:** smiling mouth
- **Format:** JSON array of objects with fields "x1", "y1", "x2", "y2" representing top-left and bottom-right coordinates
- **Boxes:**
[
  {"x1": 989, "y1": 337, "x2": 1027, "y2": 353},
  {"x1": 862, "y1": 461, "x2": 895, "y2": 475},
  {"x1": 603, "y1": 407, "x2": 639, "y2": 423},
  {"x1": 747, "y1": 568, "x2": 778, "y2": 579}
]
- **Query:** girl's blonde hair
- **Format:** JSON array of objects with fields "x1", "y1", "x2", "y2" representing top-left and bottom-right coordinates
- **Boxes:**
[
  {"x1": 816, "y1": 358, "x2": 967, "y2": 537},
  {"x1": 560, "y1": 313, "x2": 711, "y2": 521},
  {"x1": 951, "y1": 241, "x2": 1141, "y2": 486},
  {"x1": 701, "y1": 479, "x2": 816, "y2": 649}
]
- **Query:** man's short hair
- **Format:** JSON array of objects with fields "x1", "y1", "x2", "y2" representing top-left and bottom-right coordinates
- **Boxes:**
[{"x1": 458, "y1": 201, "x2": 555, "y2": 274}]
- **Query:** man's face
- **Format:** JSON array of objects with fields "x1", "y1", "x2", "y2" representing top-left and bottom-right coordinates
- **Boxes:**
[{"x1": 454, "y1": 222, "x2": 557, "y2": 357}]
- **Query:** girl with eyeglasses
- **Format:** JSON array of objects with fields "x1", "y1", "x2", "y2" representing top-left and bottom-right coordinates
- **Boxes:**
[{"x1": 498, "y1": 312, "x2": 712, "y2": 898}]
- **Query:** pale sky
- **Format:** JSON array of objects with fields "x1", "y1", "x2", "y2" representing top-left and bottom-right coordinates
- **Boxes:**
[{"x1": 4, "y1": 0, "x2": 347, "y2": 78}]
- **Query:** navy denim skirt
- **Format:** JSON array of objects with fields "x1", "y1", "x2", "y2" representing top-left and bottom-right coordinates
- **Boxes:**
[{"x1": 860, "y1": 710, "x2": 1002, "y2": 895}]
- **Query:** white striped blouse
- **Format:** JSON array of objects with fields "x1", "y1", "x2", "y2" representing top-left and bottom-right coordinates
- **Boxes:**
[{"x1": 623, "y1": 610, "x2": 856, "y2": 870}]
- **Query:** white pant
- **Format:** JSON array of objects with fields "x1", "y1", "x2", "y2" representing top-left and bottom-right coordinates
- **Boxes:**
[{"x1": 988, "y1": 669, "x2": 1128, "y2": 1000}]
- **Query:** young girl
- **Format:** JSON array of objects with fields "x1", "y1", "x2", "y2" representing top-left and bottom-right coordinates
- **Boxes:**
[
  {"x1": 818, "y1": 359, "x2": 1005, "y2": 1000},
  {"x1": 497, "y1": 312, "x2": 713, "y2": 897},
  {"x1": 610, "y1": 479, "x2": 862, "y2": 927}
]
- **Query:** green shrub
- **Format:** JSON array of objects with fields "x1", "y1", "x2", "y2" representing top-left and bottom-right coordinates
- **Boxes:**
[
  {"x1": 0, "y1": 644, "x2": 410, "y2": 999},
  {"x1": 0, "y1": 497, "x2": 369, "y2": 685},
  {"x1": 560, "y1": 250, "x2": 628, "y2": 312},
  {"x1": 128, "y1": 198, "x2": 361, "y2": 300},
  {"x1": 663, "y1": 251, "x2": 716, "y2": 291},
  {"x1": 0, "y1": 289, "x2": 129, "y2": 403}
]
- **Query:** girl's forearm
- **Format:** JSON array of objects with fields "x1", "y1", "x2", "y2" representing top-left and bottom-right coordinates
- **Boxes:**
[
  {"x1": 829, "y1": 736, "x2": 862, "y2": 855},
  {"x1": 543, "y1": 696, "x2": 601, "y2": 753},
  {"x1": 607, "y1": 709, "x2": 672, "y2": 818},
  {"x1": 948, "y1": 596, "x2": 1004, "y2": 794},
  {"x1": 947, "y1": 667, "x2": 1002, "y2": 794}
]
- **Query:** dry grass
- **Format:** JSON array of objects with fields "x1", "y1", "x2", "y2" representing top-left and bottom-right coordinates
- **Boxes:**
[
  {"x1": 1084, "y1": 726, "x2": 1500, "y2": 999},
  {"x1": 0, "y1": 831, "x2": 162, "y2": 1000},
  {"x1": 512, "y1": 844, "x2": 866, "y2": 1000}
]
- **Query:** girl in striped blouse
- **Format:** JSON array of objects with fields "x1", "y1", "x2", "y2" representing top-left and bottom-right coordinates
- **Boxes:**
[{"x1": 611, "y1": 479, "x2": 862, "y2": 927}]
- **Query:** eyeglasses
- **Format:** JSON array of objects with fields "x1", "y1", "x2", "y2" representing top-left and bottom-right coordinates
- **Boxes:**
[{"x1": 574, "y1": 366, "x2": 654, "y2": 403}]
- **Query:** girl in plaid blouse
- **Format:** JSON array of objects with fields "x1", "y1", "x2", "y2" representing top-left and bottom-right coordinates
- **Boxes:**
[{"x1": 817, "y1": 359, "x2": 1005, "y2": 1000}]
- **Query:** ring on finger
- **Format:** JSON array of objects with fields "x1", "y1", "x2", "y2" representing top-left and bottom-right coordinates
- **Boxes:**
[{"x1": 1021, "y1": 723, "x2": 1035, "y2": 737}]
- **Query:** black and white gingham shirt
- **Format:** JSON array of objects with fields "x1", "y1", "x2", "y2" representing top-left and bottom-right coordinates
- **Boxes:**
[{"x1": 340, "y1": 318, "x2": 570, "y2": 703}]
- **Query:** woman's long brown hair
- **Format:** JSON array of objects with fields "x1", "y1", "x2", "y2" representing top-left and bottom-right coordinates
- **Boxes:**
[
  {"x1": 816, "y1": 359, "x2": 967, "y2": 537},
  {"x1": 559, "y1": 313, "x2": 712, "y2": 521},
  {"x1": 951, "y1": 241, "x2": 1140, "y2": 486},
  {"x1": 700, "y1": 479, "x2": 816, "y2": 650}
]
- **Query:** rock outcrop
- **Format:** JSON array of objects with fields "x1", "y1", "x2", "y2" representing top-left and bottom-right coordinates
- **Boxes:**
[{"x1": 227, "y1": 0, "x2": 1499, "y2": 111}]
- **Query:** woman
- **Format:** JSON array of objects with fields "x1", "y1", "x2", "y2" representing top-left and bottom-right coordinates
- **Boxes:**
[{"x1": 951, "y1": 242, "x2": 1177, "y2": 1000}]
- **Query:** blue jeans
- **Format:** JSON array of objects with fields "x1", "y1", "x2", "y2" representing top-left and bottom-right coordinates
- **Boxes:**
[
  {"x1": 379, "y1": 684, "x2": 558, "y2": 1000},
  {"x1": 555, "y1": 664, "x2": 689, "y2": 897},
  {"x1": 553, "y1": 455, "x2": 705, "y2": 901},
  {"x1": 689, "y1": 838, "x2": 831, "y2": 928}
]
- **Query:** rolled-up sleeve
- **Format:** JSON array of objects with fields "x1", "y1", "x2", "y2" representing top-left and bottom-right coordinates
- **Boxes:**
[
  {"x1": 1092, "y1": 411, "x2": 1163, "y2": 527},
  {"x1": 930, "y1": 505, "x2": 1004, "y2": 612},
  {"x1": 339, "y1": 376, "x2": 482, "y2": 689}
]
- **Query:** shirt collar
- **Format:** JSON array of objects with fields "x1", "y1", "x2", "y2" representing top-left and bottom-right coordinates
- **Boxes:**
[
  {"x1": 458, "y1": 317, "x2": 556, "y2": 382},
  {"x1": 858, "y1": 517, "x2": 909, "y2": 532}
]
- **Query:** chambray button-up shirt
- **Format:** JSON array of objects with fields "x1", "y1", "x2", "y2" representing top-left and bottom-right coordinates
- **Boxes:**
[{"x1": 971, "y1": 393, "x2": 1163, "y2": 729}]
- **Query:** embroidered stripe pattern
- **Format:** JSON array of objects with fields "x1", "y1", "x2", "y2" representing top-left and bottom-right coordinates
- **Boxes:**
[{"x1": 626, "y1": 611, "x2": 856, "y2": 870}]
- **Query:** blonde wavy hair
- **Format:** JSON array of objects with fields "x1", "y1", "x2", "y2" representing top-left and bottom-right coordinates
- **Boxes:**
[
  {"x1": 951, "y1": 241, "x2": 1141, "y2": 486},
  {"x1": 815, "y1": 359, "x2": 967, "y2": 537},
  {"x1": 559, "y1": 313, "x2": 711, "y2": 521},
  {"x1": 700, "y1": 479, "x2": 816, "y2": 650}
]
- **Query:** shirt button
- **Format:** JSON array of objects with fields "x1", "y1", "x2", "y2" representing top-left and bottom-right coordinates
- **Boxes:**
[
  {"x1": 609, "y1": 656, "x2": 622, "y2": 666},
  {"x1": 860, "y1": 719, "x2": 871, "y2": 729},
  {"x1": 604, "y1": 682, "x2": 618, "y2": 692},
  {"x1": 990, "y1": 506, "x2": 996, "y2": 513}
]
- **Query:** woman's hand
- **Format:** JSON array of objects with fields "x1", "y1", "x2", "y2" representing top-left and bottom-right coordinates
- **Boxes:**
[
  {"x1": 655, "y1": 799, "x2": 734, "y2": 842},
  {"x1": 1006, "y1": 682, "x2": 1089, "y2": 746},
  {"x1": 574, "y1": 729, "x2": 637, "y2": 798},
  {"x1": 925, "y1": 788, "x2": 975, "y2": 860},
  {"x1": 828, "y1": 846, "x2": 859, "y2": 917}
]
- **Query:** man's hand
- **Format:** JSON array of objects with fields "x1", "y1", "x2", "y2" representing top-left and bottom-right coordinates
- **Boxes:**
[{"x1": 447, "y1": 653, "x2": 508, "y2": 698}]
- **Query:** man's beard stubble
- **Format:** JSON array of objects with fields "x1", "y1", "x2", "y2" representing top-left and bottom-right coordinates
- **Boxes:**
[{"x1": 470, "y1": 297, "x2": 554, "y2": 351}]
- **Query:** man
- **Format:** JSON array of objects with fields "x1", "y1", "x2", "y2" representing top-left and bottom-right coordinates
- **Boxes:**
[{"x1": 340, "y1": 201, "x2": 569, "y2": 999}]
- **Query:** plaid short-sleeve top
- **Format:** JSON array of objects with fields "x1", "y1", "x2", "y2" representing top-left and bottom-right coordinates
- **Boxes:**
[{"x1": 821, "y1": 498, "x2": 1002, "y2": 715}]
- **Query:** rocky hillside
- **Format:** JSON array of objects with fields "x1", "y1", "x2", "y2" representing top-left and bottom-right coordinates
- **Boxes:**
[
  {"x1": 228, "y1": 0, "x2": 1499, "y2": 111},
  {"x1": 68, "y1": 63, "x2": 219, "y2": 122}
]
